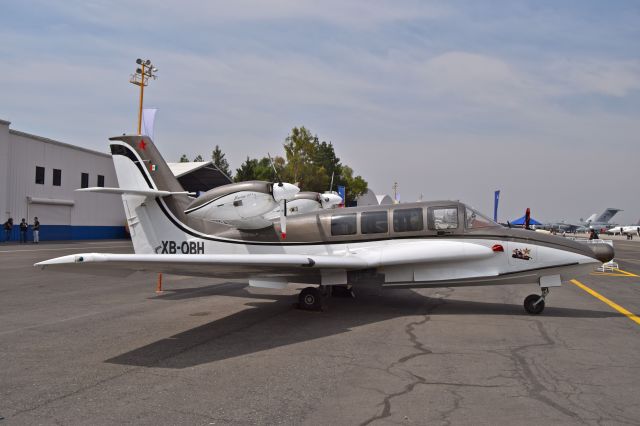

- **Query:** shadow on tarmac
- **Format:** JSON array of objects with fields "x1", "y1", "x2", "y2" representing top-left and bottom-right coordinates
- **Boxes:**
[{"x1": 106, "y1": 287, "x2": 618, "y2": 369}]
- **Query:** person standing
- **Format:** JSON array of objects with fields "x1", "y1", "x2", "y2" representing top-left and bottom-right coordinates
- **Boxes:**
[
  {"x1": 32, "y1": 217, "x2": 40, "y2": 244},
  {"x1": 19, "y1": 218, "x2": 28, "y2": 243},
  {"x1": 3, "y1": 218, "x2": 13, "y2": 242}
]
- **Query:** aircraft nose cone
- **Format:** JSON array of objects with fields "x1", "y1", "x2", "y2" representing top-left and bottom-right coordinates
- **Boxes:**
[{"x1": 590, "y1": 242, "x2": 615, "y2": 263}]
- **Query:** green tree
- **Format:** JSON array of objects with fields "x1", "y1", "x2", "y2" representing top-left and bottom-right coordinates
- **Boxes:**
[
  {"x1": 233, "y1": 126, "x2": 367, "y2": 204},
  {"x1": 282, "y1": 126, "x2": 367, "y2": 203},
  {"x1": 179, "y1": 154, "x2": 189, "y2": 163},
  {"x1": 193, "y1": 154, "x2": 204, "y2": 162},
  {"x1": 282, "y1": 127, "x2": 316, "y2": 185},
  {"x1": 234, "y1": 157, "x2": 259, "y2": 182},
  {"x1": 234, "y1": 156, "x2": 283, "y2": 182},
  {"x1": 337, "y1": 165, "x2": 367, "y2": 205},
  {"x1": 312, "y1": 140, "x2": 341, "y2": 191},
  {"x1": 211, "y1": 145, "x2": 232, "y2": 178}
]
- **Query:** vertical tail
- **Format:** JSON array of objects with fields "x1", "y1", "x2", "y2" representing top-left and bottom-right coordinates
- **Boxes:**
[
  {"x1": 594, "y1": 208, "x2": 622, "y2": 224},
  {"x1": 109, "y1": 135, "x2": 184, "y2": 193},
  {"x1": 108, "y1": 135, "x2": 190, "y2": 254}
]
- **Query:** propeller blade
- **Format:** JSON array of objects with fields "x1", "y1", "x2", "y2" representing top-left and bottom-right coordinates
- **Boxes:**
[
  {"x1": 267, "y1": 152, "x2": 280, "y2": 182},
  {"x1": 280, "y1": 199, "x2": 287, "y2": 239}
]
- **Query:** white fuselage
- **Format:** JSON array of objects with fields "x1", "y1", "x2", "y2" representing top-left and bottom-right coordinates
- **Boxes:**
[
  {"x1": 147, "y1": 195, "x2": 598, "y2": 286},
  {"x1": 607, "y1": 225, "x2": 640, "y2": 236},
  {"x1": 112, "y1": 140, "x2": 600, "y2": 288}
]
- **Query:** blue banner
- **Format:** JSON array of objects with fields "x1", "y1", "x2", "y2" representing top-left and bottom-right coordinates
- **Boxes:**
[
  {"x1": 493, "y1": 190, "x2": 500, "y2": 222},
  {"x1": 337, "y1": 185, "x2": 346, "y2": 206}
]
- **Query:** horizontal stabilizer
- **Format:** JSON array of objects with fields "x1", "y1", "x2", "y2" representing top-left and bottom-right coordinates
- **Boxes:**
[{"x1": 76, "y1": 187, "x2": 193, "y2": 198}]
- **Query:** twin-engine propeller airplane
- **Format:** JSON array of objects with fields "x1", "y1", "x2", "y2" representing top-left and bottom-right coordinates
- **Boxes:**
[{"x1": 35, "y1": 135, "x2": 614, "y2": 314}]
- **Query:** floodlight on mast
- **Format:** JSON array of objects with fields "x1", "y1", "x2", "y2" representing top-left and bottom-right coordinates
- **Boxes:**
[{"x1": 129, "y1": 58, "x2": 158, "y2": 135}]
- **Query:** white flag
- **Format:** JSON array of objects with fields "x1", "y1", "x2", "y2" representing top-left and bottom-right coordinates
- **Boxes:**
[{"x1": 142, "y1": 108, "x2": 158, "y2": 140}]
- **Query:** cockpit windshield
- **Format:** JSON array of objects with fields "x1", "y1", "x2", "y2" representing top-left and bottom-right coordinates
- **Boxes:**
[{"x1": 465, "y1": 206, "x2": 499, "y2": 229}]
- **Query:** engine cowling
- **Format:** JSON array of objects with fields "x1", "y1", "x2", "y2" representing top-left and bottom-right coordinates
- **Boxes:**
[{"x1": 184, "y1": 181, "x2": 299, "y2": 230}]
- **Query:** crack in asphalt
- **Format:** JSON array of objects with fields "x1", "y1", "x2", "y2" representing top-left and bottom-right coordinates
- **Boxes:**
[
  {"x1": 438, "y1": 388, "x2": 462, "y2": 426},
  {"x1": 359, "y1": 289, "x2": 458, "y2": 425},
  {"x1": 509, "y1": 320, "x2": 581, "y2": 420}
]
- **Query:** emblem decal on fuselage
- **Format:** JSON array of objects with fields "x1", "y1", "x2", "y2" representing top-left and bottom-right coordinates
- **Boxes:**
[{"x1": 512, "y1": 248, "x2": 532, "y2": 261}]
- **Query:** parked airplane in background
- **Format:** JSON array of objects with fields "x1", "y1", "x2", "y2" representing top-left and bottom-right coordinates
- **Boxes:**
[
  {"x1": 606, "y1": 221, "x2": 640, "y2": 237},
  {"x1": 577, "y1": 208, "x2": 622, "y2": 232},
  {"x1": 35, "y1": 134, "x2": 614, "y2": 315},
  {"x1": 543, "y1": 208, "x2": 622, "y2": 233}
]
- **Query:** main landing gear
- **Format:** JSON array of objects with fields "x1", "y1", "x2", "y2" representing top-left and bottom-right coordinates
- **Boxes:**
[
  {"x1": 298, "y1": 287, "x2": 323, "y2": 311},
  {"x1": 524, "y1": 287, "x2": 549, "y2": 315},
  {"x1": 297, "y1": 285, "x2": 355, "y2": 311}
]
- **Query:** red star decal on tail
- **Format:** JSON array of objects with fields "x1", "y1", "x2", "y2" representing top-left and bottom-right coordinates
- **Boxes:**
[{"x1": 138, "y1": 139, "x2": 147, "y2": 150}]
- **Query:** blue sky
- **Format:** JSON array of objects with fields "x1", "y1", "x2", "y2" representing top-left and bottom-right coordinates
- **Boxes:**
[{"x1": 1, "y1": 1, "x2": 639, "y2": 223}]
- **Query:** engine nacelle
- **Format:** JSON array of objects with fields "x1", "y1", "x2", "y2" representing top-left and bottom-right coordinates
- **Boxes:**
[
  {"x1": 320, "y1": 191, "x2": 343, "y2": 209},
  {"x1": 184, "y1": 181, "x2": 299, "y2": 229},
  {"x1": 272, "y1": 182, "x2": 300, "y2": 202}
]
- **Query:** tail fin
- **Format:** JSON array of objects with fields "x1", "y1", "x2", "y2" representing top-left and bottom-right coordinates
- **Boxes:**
[
  {"x1": 594, "y1": 208, "x2": 622, "y2": 224},
  {"x1": 584, "y1": 213, "x2": 597, "y2": 223},
  {"x1": 108, "y1": 135, "x2": 190, "y2": 254},
  {"x1": 109, "y1": 135, "x2": 184, "y2": 193}
]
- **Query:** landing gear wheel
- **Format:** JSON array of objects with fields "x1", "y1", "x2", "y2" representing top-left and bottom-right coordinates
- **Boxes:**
[
  {"x1": 299, "y1": 287, "x2": 322, "y2": 311},
  {"x1": 524, "y1": 294, "x2": 545, "y2": 315}
]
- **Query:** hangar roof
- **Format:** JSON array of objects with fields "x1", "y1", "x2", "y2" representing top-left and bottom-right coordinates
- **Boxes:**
[
  {"x1": 167, "y1": 162, "x2": 232, "y2": 193},
  {"x1": 168, "y1": 161, "x2": 211, "y2": 178}
]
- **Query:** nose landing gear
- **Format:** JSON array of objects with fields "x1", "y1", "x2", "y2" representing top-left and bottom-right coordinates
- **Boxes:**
[{"x1": 524, "y1": 287, "x2": 549, "y2": 315}]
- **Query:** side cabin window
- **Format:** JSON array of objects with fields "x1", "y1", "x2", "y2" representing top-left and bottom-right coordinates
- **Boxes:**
[
  {"x1": 429, "y1": 207, "x2": 458, "y2": 230},
  {"x1": 465, "y1": 207, "x2": 496, "y2": 229},
  {"x1": 361, "y1": 211, "x2": 388, "y2": 234},
  {"x1": 331, "y1": 213, "x2": 357, "y2": 236},
  {"x1": 393, "y1": 208, "x2": 423, "y2": 232}
]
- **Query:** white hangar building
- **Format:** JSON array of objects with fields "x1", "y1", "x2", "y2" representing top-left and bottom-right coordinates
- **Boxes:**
[{"x1": 0, "y1": 119, "x2": 231, "y2": 242}]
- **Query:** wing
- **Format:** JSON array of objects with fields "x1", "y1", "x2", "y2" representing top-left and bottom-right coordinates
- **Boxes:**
[
  {"x1": 34, "y1": 241, "x2": 495, "y2": 284},
  {"x1": 34, "y1": 253, "x2": 368, "y2": 279}
]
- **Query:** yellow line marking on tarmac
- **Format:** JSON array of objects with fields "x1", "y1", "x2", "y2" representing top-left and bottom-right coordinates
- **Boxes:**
[
  {"x1": 591, "y1": 268, "x2": 638, "y2": 277},
  {"x1": 570, "y1": 279, "x2": 640, "y2": 326}
]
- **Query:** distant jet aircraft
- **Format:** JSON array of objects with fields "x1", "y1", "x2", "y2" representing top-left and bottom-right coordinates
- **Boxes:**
[
  {"x1": 35, "y1": 135, "x2": 614, "y2": 315},
  {"x1": 543, "y1": 208, "x2": 622, "y2": 233}
]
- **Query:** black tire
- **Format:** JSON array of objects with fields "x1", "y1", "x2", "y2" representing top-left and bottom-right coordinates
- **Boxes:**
[
  {"x1": 524, "y1": 294, "x2": 545, "y2": 315},
  {"x1": 331, "y1": 285, "x2": 354, "y2": 298},
  {"x1": 299, "y1": 287, "x2": 322, "y2": 311}
]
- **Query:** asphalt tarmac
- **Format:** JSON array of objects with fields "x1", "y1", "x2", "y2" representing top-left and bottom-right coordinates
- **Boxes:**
[{"x1": 1, "y1": 239, "x2": 639, "y2": 425}]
